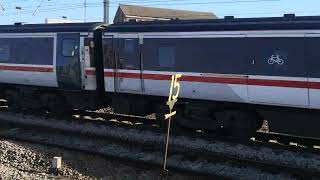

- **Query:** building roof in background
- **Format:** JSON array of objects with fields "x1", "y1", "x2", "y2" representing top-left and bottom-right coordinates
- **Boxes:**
[{"x1": 118, "y1": 4, "x2": 218, "y2": 20}]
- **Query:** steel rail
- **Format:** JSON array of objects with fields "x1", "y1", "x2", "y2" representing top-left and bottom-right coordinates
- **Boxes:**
[{"x1": 0, "y1": 112, "x2": 318, "y2": 178}]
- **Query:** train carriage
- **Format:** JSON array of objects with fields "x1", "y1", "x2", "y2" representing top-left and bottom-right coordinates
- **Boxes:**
[
  {"x1": 89, "y1": 15, "x2": 320, "y2": 138},
  {"x1": 2, "y1": 15, "x2": 320, "y2": 139},
  {"x1": 0, "y1": 23, "x2": 100, "y2": 110}
]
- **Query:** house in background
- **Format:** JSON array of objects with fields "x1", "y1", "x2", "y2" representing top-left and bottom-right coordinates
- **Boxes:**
[{"x1": 113, "y1": 4, "x2": 218, "y2": 23}]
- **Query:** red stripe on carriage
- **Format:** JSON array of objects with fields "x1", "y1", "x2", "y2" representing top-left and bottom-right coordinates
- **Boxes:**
[
  {"x1": 85, "y1": 69, "x2": 96, "y2": 75},
  {"x1": 143, "y1": 74, "x2": 248, "y2": 85},
  {"x1": 105, "y1": 72, "x2": 113, "y2": 77},
  {"x1": 0, "y1": 65, "x2": 54, "y2": 72},
  {"x1": 85, "y1": 69, "x2": 114, "y2": 77},
  {"x1": 181, "y1": 75, "x2": 247, "y2": 85},
  {"x1": 85, "y1": 69, "x2": 320, "y2": 89},
  {"x1": 308, "y1": 82, "x2": 320, "y2": 90}
]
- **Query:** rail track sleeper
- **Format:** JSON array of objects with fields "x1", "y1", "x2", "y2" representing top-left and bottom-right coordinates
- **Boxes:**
[
  {"x1": 0, "y1": 126, "x2": 301, "y2": 179},
  {"x1": 255, "y1": 132, "x2": 320, "y2": 153},
  {"x1": 1, "y1": 111, "x2": 320, "y2": 178},
  {"x1": 169, "y1": 144, "x2": 320, "y2": 178}
]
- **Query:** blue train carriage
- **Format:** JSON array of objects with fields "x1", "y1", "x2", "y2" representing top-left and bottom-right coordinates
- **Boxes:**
[
  {"x1": 0, "y1": 22, "x2": 101, "y2": 111},
  {"x1": 96, "y1": 15, "x2": 320, "y2": 138}
]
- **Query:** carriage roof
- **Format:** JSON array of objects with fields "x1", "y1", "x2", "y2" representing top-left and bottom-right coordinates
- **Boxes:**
[
  {"x1": 104, "y1": 15, "x2": 320, "y2": 32},
  {"x1": 0, "y1": 22, "x2": 100, "y2": 33}
]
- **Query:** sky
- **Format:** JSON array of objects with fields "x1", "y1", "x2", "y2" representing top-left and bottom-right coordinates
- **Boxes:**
[{"x1": 0, "y1": 0, "x2": 319, "y2": 24}]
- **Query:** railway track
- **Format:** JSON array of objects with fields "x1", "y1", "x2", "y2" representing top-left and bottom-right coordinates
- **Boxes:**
[
  {"x1": 0, "y1": 111, "x2": 319, "y2": 179},
  {"x1": 75, "y1": 109, "x2": 320, "y2": 154},
  {"x1": 2, "y1": 98, "x2": 320, "y2": 153},
  {"x1": 2, "y1": 103, "x2": 320, "y2": 153}
]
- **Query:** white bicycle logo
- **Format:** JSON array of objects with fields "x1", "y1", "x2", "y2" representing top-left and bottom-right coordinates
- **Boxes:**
[{"x1": 268, "y1": 55, "x2": 284, "y2": 65}]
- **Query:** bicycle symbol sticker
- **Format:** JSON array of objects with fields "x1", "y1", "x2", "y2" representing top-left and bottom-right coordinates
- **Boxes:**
[{"x1": 268, "y1": 55, "x2": 284, "y2": 65}]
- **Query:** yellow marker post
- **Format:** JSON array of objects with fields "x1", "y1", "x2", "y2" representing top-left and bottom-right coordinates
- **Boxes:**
[{"x1": 163, "y1": 74, "x2": 182, "y2": 178}]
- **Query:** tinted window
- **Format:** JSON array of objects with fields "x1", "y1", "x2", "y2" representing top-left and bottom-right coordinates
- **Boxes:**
[
  {"x1": 158, "y1": 47, "x2": 175, "y2": 68},
  {"x1": 124, "y1": 39, "x2": 134, "y2": 53},
  {"x1": 15, "y1": 41, "x2": 32, "y2": 64},
  {"x1": 35, "y1": 38, "x2": 53, "y2": 65},
  {"x1": 103, "y1": 38, "x2": 114, "y2": 69},
  {"x1": 62, "y1": 39, "x2": 76, "y2": 57},
  {"x1": 119, "y1": 39, "x2": 140, "y2": 70},
  {"x1": 0, "y1": 45, "x2": 10, "y2": 62},
  {"x1": 0, "y1": 38, "x2": 53, "y2": 65},
  {"x1": 143, "y1": 38, "x2": 247, "y2": 74}
]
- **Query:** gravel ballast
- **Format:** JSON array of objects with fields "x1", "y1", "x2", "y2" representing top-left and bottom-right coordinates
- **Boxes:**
[
  {"x1": 0, "y1": 139, "x2": 209, "y2": 180},
  {"x1": 0, "y1": 112, "x2": 303, "y2": 179},
  {"x1": 0, "y1": 112, "x2": 319, "y2": 172},
  {"x1": 0, "y1": 127, "x2": 296, "y2": 179}
]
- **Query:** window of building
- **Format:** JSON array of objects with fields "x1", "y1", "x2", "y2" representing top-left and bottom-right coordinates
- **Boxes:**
[
  {"x1": 62, "y1": 39, "x2": 76, "y2": 57},
  {"x1": 158, "y1": 47, "x2": 175, "y2": 68}
]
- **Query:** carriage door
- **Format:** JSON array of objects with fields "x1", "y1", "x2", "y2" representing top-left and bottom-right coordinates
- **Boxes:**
[
  {"x1": 306, "y1": 34, "x2": 320, "y2": 109},
  {"x1": 247, "y1": 35, "x2": 308, "y2": 107},
  {"x1": 56, "y1": 33, "x2": 81, "y2": 90},
  {"x1": 115, "y1": 34, "x2": 143, "y2": 92}
]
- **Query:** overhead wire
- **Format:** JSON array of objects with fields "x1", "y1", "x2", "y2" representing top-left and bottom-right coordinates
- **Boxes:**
[
  {"x1": 0, "y1": 0, "x2": 280, "y2": 15},
  {"x1": 0, "y1": 4, "x2": 5, "y2": 11},
  {"x1": 2, "y1": 0, "x2": 318, "y2": 23},
  {"x1": 109, "y1": 0, "x2": 279, "y2": 5},
  {"x1": 32, "y1": 0, "x2": 46, "y2": 16},
  {"x1": 1, "y1": 0, "x2": 280, "y2": 11}
]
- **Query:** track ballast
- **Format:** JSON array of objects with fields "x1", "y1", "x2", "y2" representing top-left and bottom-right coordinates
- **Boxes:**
[{"x1": 0, "y1": 109, "x2": 319, "y2": 179}]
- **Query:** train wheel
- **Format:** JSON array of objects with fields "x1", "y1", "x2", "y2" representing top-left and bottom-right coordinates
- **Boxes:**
[
  {"x1": 155, "y1": 104, "x2": 168, "y2": 128},
  {"x1": 224, "y1": 111, "x2": 261, "y2": 139},
  {"x1": 156, "y1": 104, "x2": 186, "y2": 133},
  {"x1": 5, "y1": 90, "x2": 21, "y2": 109},
  {"x1": 41, "y1": 94, "x2": 69, "y2": 115},
  {"x1": 112, "y1": 97, "x2": 130, "y2": 115}
]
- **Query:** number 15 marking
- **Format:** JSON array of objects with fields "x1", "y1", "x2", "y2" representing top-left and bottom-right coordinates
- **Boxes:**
[{"x1": 165, "y1": 74, "x2": 182, "y2": 120}]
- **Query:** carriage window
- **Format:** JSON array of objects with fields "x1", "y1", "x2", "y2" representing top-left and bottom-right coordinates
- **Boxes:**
[
  {"x1": 62, "y1": 39, "x2": 76, "y2": 57},
  {"x1": 158, "y1": 47, "x2": 175, "y2": 68},
  {"x1": 124, "y1": 39, "x2": 135, "y2": 53},
  {"x1": 15, "y1": 42, "x2": 32, "y2": 64},
  {"x1": 0, "y1": 45, "x2": 10, "y2": 62}
]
